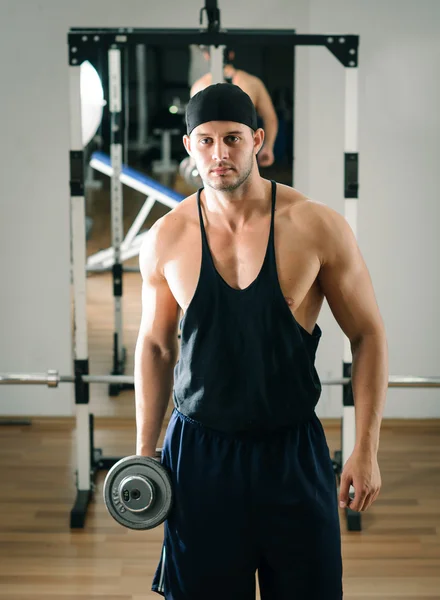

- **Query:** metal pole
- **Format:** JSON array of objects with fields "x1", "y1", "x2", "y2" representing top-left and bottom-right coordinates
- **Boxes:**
[
  {"x1": 69, "y1": 60, "x2": 92, "y2": 494},
  {"x1": 136, "y1": 44, "x2": 148, "y2": 150},
  {"x1": 292, "y1": 43, "x2": 296, "y2": 187},
  {"x1": 0, "y1": 372, "x2": 63, "y2": 386},
  {"x1": 341, "y1": 63, "x2": 359, "y2": 507},
  {"x1": 2, "y1": 372, "x2": 440, "y2": 388},
  {"x1": 210, "y1": 45, "x2": 225, "y2": 84},
  {"x1": 124, "y1": 46, "x2": 130, "y2": 166},
  {"x1": 109, "y1": 47, "x2": 125, "y2": 370}
]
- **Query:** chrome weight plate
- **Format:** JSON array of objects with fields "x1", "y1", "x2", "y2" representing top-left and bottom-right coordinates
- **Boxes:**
[{"x1": 103, "y1": 455, "x2": 172, "y2": 530}]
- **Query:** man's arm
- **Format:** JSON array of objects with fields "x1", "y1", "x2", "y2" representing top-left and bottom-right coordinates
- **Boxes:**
[
  {"x1": 317, "y1": 205, "x2": 388, "y2": 455},
  {"x1": 134, "y1": 217, "x2": 180, "y2": 457},
  {"x1": 254, "y1": 78, "x2": 278, "y2": 150}
]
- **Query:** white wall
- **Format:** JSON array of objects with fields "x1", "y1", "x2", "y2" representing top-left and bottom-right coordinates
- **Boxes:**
[
  {"x1": 0, "y1": 0, "x2": 439, "y2": 418},
  {"x1": 305, "y1": 0, "x2": 440, "y2": 418}
]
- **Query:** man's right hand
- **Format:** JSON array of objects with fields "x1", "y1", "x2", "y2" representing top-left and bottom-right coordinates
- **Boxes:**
[
  {"x1": 136, "y1": 448, "x2": 162, "y2": 460},
  {"x1": 258, "y1": 146, "x2": 275, "y2": 167}
]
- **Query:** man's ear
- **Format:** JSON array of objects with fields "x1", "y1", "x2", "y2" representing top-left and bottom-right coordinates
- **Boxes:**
[
  {"x1": 254, "y1": 128, "x2": 265, "y2": 154},
  {"x1": 183, "y1": 134, "x2": 192, "y2": 157}
]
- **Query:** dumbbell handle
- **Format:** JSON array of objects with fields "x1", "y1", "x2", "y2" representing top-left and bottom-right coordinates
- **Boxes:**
[{"x1": 136, "y1": 449, "x2": 162, "y2": 459}]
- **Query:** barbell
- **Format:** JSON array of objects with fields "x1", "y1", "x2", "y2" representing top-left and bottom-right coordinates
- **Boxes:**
[
  {"x1": 2, "y1": 369, "x2": 440, "y2": 530},
  {"x1": 2, "y1": 370, "x2": 440, "y2": 388}
]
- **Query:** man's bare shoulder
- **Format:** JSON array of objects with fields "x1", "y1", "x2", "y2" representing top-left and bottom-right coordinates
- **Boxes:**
[
  {"x1": 235, "y1": 70, "x2": 261, "y2": 92},
  {"x1": 235, "y1": 69, "x2": 258, "y2": 85},
  {"x1": 191, "y1": 73, "x2": 211, "y2": 96},
  {"x1": 277, "y1": 183, "x2": 343, "y2": 222},
  {"x1": 299, "y1": 195, "x2": 353, "y2": 241},
  {"x1": 276, "y1": 184, "x2": 354, "y2": 257},
  {"x1": 274, "y1": 183, "x2": 311, "y2": 215},
  {"x1": 139, "y1": 193, "x2": 198, "y2": 275}
]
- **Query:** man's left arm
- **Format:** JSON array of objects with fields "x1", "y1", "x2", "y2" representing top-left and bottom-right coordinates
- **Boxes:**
[
  {"x1": 317, "y1": 205, "x2": 389, "y2": 511},
  {"x1": 254, "y1": 78, "x2": 278, "y2": 167}
]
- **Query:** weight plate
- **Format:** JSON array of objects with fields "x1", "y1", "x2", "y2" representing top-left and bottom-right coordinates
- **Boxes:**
[{"x1": 103, "y1": 455, "x2": 173, "y2": 530}]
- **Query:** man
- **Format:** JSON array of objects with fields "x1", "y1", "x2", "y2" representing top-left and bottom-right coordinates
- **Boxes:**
[
  {"x1": 190, "y1": 47, "x2": 278, "y2": 167},
  {"x1": 134, "y1": 84, "x2": 388, "y2": 599}
]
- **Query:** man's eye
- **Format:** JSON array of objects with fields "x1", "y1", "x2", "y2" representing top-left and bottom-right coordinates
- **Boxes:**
[
  {"x1": 227, "y1": 136, "x2": 239, "y2": 142},
  {"x1": 200, "y1": 138, "x2": 210, "y2": 144}
]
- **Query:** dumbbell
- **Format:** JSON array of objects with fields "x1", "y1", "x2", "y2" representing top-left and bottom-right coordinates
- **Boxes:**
[{"x1": 103, "y1": 454, "x2": 173, "y2": 530}]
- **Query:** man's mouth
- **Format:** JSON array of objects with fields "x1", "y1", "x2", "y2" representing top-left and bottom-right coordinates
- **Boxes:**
[{"x1": 211, "y1": 167, "x2": 232, "y2": 174}]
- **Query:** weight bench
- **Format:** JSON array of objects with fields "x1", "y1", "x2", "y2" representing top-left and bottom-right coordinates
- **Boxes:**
[{"x1": 87, "y1": 151, "x2": 185, "y2": 271}]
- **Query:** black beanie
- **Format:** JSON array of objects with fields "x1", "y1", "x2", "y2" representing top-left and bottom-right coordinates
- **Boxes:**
[{"x1": 186, "y1": 83, "x2": 258, "y2": 135}]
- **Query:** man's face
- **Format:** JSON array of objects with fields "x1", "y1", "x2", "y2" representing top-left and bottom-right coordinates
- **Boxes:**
[{"x1": 183, "y1": 121, "x2": 264, "y2": 192}]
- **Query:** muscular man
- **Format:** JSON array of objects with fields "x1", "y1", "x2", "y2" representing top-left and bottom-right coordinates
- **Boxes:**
[
  {"x1": 134, "y1": 84, "x2": 388, "y2": 599},
  {"x1": 190, "y1": 47, "x2": 278, "y2": 167}
]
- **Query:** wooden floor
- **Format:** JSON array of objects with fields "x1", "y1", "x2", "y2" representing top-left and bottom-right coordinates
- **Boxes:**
[
  {"x1": 2, "y1": 418, "x2": 440, "y2": 598},
  {"x1": 1, "y1": 173, "x2": 440, "y2": 598}
]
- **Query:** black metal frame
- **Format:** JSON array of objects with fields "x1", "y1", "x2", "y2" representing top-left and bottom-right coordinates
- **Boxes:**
[
  {"x1": 68, "y1": 3, "x2": 360, "y2": 531},
  {"x1": 68, "y1": 29, "x2": 358, "y2": 68}
]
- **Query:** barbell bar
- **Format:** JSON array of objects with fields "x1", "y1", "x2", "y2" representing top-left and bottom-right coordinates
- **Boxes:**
[{"x1": 1, "y1": 370, "x2": 440, "y2": 388}]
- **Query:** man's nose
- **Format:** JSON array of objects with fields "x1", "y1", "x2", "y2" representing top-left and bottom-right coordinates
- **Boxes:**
[{"x1": 211, "y1": 140, "x2": 229, "y2": 161}]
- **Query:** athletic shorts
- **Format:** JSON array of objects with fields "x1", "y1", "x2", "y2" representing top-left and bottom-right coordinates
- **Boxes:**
[{"x1": 152, "y1": 408, "x2": 343, "y2": 599}]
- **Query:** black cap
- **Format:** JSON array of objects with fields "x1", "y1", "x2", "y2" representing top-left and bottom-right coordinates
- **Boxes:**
[{"x1": 186, "y1": 83, "x2": 258, "y2": 135}]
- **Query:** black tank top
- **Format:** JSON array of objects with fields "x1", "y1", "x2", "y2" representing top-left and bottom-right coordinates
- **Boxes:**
[{"x1": 173, "y1": 181, "x2": 322, "y2": 433}]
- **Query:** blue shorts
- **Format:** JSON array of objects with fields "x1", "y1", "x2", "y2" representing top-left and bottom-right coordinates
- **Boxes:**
[{"x1": 152, "y1": 409, "x2": 343, "y2": 599}]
